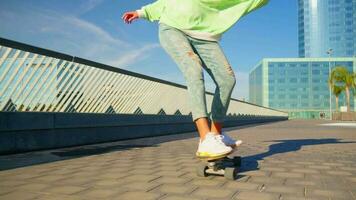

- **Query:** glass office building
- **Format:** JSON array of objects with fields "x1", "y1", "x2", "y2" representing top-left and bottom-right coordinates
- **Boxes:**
[
  {"x1": 249, "y1": 57, "x2": 356, "y2": 119},
  {"x1": 298, "y1": 0, "x2": 355, "y2": 57}
]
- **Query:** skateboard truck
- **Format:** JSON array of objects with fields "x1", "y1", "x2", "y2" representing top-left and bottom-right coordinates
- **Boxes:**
[{"x1": 196, "y1": 156, "x2": 242, "y2": 180}]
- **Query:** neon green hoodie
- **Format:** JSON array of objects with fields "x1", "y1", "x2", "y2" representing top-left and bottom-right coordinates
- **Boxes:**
[{"x1": 137, "y1": 0, "x2": 269, "y2": 41}]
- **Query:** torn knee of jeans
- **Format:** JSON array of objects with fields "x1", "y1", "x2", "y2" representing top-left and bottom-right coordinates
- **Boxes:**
[{"x1": 187, "y1": 51, "x2": 202, "y2": 66}]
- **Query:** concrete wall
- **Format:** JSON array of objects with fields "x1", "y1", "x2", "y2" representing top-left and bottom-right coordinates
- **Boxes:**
[{"x1": 0, "y1": 112, "x2": 287, "y2": 154}]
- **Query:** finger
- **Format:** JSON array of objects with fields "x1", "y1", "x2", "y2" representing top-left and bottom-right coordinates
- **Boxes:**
[
  {"x1": 124, "y1": 15, "x2": 130, "y2": 23},
  {"x1": 130, "y1": 16, "x2": 137, "y2": 23},
  {"x1": 122, "y1": 13, "x2": 128, "y2": 19},
  {"x1": 126, "y1": 15, "x2": 132, "y2": 22}
]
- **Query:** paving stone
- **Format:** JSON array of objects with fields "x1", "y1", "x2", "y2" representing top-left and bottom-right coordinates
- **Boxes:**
[
  {"x1": 281, "y1": 195, "x2": 324, "y2": 200},
  {"x1": 308, "y1": 189, "x2": 354, "y2": 199},
  {"x1": 6, "y1": 173, "x2": 43, "y2": 180},
  {"x1": 339, "y1": 167, "x2": 356, "y2": 172},
  {"x1": 239, "y1": 170, "x2": 270, "y2": 177},
  {"x1": 154, "y1": 177, "x2": 189, "y2": 184},
  {"x1": 294, "y1": 161, "x2": 316, "y2": 165},
  {"x1": 224, "y1": 182, "x2": 260, "y2": 191},
  {"x1": 322, "y1": 163, "x2": 344, "y2": 167},
  {"x1": 346, "y1": 177, "x2": 356, "y2": 182},
  {"x1": 122, "y1": 182, "x2": 161, "y2": 191},
  {"x1": 0, "y1": 186, "x2": 15, "y2": 195},
  {"x1": 115, "y1": 191, "x2": 162, "y2": 200},
  {"x1": 15, "y1": 183, "x2": 51, "y2": 192},
  {"x1": 291, "y1": 169, "x2": 320, "y2": 174},
  {"x1": 121, "y1": 174, "x2": 160, "y2": 182},
  {"x1": 234, "y1": 175, "x2": 251, "y2": 182},
  {"x1": 162, "y1": 195, "x2": 202, "y2": 200},
  {"x1": 284, "y1": 179, "x2": 321, "y2": 187},
  {"x1": 308, "y1": 165, "x2": 331, "y2": 170},
  {"x1": 193, "y1": 188, "x2": 234, "y2": 199},
  {"x1": 53, "y1": 177, "x2": 96, "y2": 186},
  {"x1": 94, "y1": 172, "x2": 129, "y2": 179},
  {"x1": 89, "y1": 179, "x2": 126, "y2": 187},
  {"x1": 326, "y1": 170, "x2": 353, "y2": 176},
  {"x1": 79, "y1": 188, "x2": 120, "y2": 198},
  {"x1": 264, "y1": 160, "x2": 287, "y2": 164},
  {"x1": 0, "y1": 180, "x2": 27, "y2": 187},
  {"x1": 265, "y1": 185, "x2": 304, "y2": 195},
  {"x1": 34, "y1": 194, "x2": 84, "y2": 200},
  {"x1": 32, "y1": 175, "x2": 67, "y2": 182},
  {"x1": 249, "y1": 176, "x2": 285, "y2": 184},
  {"x1": 190, "y1": 179, "x2": 225, "y2": 187},
  {"x1": 45, "y1": 185, "x2": 87, "y2": 195},
  {"x1": 154, "y1": 170, "x2": 185, "y2": 177},
  {"x1": 157, "y1": 184, "x2": 193, "y2": 194},
  {"x1": 0, "y1": 191, "x2": 39, "y2": 200},
  {"x1": 235, "y1": 191, "x2": 278, "y2": 200},
  {"x1": 272, "y1": 172, "x2": 304, "y2": 178},
  {"x1": 260, "y1": 167, "x2": 287, "y2": 172}
]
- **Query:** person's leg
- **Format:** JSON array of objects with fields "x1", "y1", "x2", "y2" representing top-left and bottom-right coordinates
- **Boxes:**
[
  {"x1": 211, "y1": 122, "x2": 222, "y2": 134},
  {"x1": 189, "y1": 38, "x2": 236, "y2": 134},
  {"x1": 158, "y1": 23, "x2": 210, "y2": 139},
  {"x1": 195, "y1": 118, "x2": 211, "y2": 140}
]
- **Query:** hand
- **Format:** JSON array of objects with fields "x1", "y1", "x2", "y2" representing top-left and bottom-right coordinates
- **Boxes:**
[{"x1": 122, "y1": 11, "x2": 139, "y2": 24}]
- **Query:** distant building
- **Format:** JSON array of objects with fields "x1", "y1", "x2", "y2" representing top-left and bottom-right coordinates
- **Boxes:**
[
  {"x1": 249, "y1": 57, "x2": 356, "y2": 119},
  {"x1": 298, "y1": 0, "x2": 355, "y2": 58}
]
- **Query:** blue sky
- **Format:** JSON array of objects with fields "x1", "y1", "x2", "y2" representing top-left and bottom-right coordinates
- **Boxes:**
[{"x1": 0, "y1": 0, "x2": 298, "y2": 100}]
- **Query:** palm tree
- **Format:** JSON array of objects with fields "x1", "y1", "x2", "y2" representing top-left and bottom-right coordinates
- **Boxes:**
[
  {"x1": 353, "y1": 72, "x2": 356, "y2": 100},
  {"x1": 328, "y1": 66, "x2": 356, "y2": 112},
  {"x1": 330, "y1": 85, "x2": 344, "y2": 111}
]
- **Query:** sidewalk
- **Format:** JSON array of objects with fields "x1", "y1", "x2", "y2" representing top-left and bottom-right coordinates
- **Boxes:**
[{"x1": 0, "y1": 120, "x2": 356, "y2": 200}]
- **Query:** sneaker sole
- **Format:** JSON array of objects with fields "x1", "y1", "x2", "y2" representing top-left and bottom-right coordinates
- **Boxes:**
[{"x1": 196, "y1": 149, "x2": 233, "y2": 160}]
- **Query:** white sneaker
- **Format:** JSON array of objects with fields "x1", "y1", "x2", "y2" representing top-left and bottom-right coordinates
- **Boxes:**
[
  {"x1": 221, "y1": 132, "x2": 243, "y2": 148},
  {"x1": 196, "y1": 132, "x2": 232, "y2": 158}
]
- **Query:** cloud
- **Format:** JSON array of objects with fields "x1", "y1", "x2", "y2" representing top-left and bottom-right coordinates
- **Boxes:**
[
  {"x1": 79, "y1": 0, "x2": 104, "y2": 14},
  {"x1": 59, "y1": 15, "x2": 128, "y2": 47},
  {"x1": 107, "y1": 43, "x2": 161, "y2": 67},
  {"x1": 0, "y1": 4, "x2": 160, "y2": 69}
]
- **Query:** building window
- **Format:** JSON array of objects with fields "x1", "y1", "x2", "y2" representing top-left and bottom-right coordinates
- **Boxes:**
[
  {"x1": 278, "y1": 79, "x2": 285, "y2": 83},
  {"x1": 300, "y1": 78, "x2": 308, "y2": 82},
  {"x1": 290, "y1": 78, "x2": 297, "y2": 83},
  {"x1": 312, "y1": 69, "x2": 320, "y2": 75}
]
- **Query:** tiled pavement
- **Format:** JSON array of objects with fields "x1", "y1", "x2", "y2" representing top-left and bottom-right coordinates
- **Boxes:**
[{"x1": 1, "y1": 120, "x2": 356, "y2": 200}]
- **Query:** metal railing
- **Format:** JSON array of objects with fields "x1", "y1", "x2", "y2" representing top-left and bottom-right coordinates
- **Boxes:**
[{"x1": 0, "y1": 37, "x2": 287, "y2": 118}]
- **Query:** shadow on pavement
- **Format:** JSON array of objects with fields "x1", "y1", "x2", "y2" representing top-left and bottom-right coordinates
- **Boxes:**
[{"x1": 238, "y1": 138, "x2": 356, "y2": 178}]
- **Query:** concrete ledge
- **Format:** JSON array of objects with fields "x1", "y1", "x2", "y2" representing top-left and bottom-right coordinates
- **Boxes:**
[{"x1": 0, "y1": 112, "x2": 287, "y2": 154}]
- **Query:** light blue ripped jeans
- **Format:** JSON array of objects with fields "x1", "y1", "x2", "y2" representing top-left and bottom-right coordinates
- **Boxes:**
[{"x1": 158, "y1": 23, "x2": 236, "y2": 123}]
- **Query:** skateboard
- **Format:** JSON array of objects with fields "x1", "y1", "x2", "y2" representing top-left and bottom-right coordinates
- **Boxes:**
[{"x1": 196, "y1": 155, "x2": 242, "y2": 180}]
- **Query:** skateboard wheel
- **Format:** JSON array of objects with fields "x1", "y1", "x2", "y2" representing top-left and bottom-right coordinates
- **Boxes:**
[
  {"x1": 196, "y1": 163, "x2": 208, "y2": 177},
  {"x1": 224, "y1": 167, "x2": 238, "y2": 180},
  {"x1": 232, "y1": 156, "x2": 242, "y2": 167}
]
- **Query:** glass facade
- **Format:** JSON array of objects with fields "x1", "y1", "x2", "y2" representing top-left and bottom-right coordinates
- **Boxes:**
[
  {"x1": 249, "y1": 62, "x2": 263, "y2": 106},
  {"x1": 249, "y1": 58, "x2": 356, "y2": 119},
  {"x1": 298, "y1": 0, "x2": 355, "y2": 57}
]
